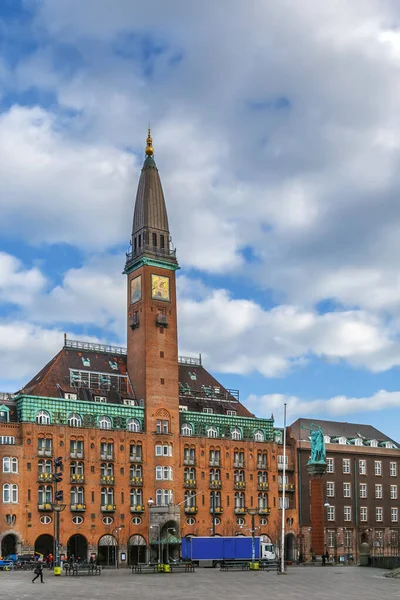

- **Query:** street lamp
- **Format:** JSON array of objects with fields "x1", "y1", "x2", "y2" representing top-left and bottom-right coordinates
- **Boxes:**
[
  {"x1": 166, "y1": 528, "x2": 176, "y2": 564},
  {"x1": 151, "y1": 524, "x2": 161, "y2": 566},
  {"x1": 247, "y1": 508, "x2": 257, "y2": 564},
  {"x1": 51, "y1": 502, "x2": 66, "y2": 570},
  {"x1": 147, "y1": 498, "x2": 154, "y2": 564}
]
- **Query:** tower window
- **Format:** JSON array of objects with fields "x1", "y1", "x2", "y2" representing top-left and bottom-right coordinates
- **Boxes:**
[
  {"x1": 160, "y1": 235, "x2": 165, "y2": 249},
  {"x1": 161, "y1": 378, "x2": 165, "y2": 385},
  {"x1": 134, "y1": 238, "x2": 137, "y2": 252},
  {"x1": 138, "y1": 234, "x2": 142, "y2": 247},
  {"x1": 152, "y1": 233, "x2": 157, "y2": 246},
  {"x1": 160, "y1": 351, "x2": 164, "y2": 358}
]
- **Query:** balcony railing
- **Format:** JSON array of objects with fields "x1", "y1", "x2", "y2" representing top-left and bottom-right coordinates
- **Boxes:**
[
  {"x1": 278, "y1": 483, "x2": 295, "y2": 492},
  {"x1": 38, "y1": 503, "x2": 52, "y2": 511},
  {"x1": 101, "y1": 504, "x2": 116, "y2": 512},
  {"x1": 209, "y1": 460, "x2": 220, "y2": 467},
  {"x1": 38, "y1": 449, "x2": 53, "y2": 457},
  {"x1": 234, "y1": 507, "x2": 246, "y2": 515},
  {"x1": 257, "y1": 482, "x2": 269, "y2": 491},
  {"x1": 278, "y1": 463, "x2": 294, "y2": 471},
  {"x1": 183, "y1": 458, "x2": 196, "y2": 466},
  {"x1": 129, "y1": 455, "x2": 143, "y2": 463},
  {"x1": 130, "y1": 476, "x2": 143, "y2": 487},
  {"x1": 70, "y1": 451, "x2": 84, "y2": 459},
  {"x1": 101, "y1": 454, "x2": 114, "y2": 461},
  {"x1": 233, "y1": 461, "x2": 244, "y2": 468},
  {"x1": 126, "y1": 244, "x2": 176, "y2": 263},
  {"x1": 38, "y1": 472, "x2": 53, "y2": 483},
  {"x1": 184, "y1": 506, "x2": 198, "y2": 514},
  {"x1": 209, "y1": 480, "x2": 222, "y2": 489},
  {"x1": 70, "y1": 503, "x2": 86, "y2": 512},
  {"x1": 184, "y1": 479, "x2": 197, "y2": 489},
  {"x1": 257, "y1": 463, "x2": 268, "y2": 470},
  {"x1": 210, "y1": 506, "x2": 223, "y2": 514},
  {"x1": 258, "y1": 507, "x2": 270, "y2": 515},
  {"x1": 130, "y1": 505, "x2": 145, "y2": 513},
  {"x1": 70, "y1": 474, "x2": 85, "y2": 484},
  {"x1": 100, "y1": 475, "x2": 115, "y2": 485},
  {"x1": 234, "y1": 481, "x2": 246, "y2": 490}
]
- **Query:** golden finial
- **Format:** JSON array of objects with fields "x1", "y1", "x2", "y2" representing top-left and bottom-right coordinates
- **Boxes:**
[{"x1": 145, "y1": 127, "x2": 154, "y2": 156}]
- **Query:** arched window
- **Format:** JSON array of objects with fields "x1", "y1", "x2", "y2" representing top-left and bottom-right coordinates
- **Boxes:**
[
  {"x1": 71, "y1": 486, "x2": 84, "y2": 505},
  {"x1": 155, "y1": 466, "x2": 173, "y2": 480},
  {"x1": 68, "y1": 413, "x2": 82, "y2": 427},
  {"x1": 101, "y1": 487, "x2": 114, "y2": 506},
  {"x1": 207, "y1": 427, "x2": 218, "y2": 439},
  {"x1": 3, "y1": 483, "x2": 10, "y2": 502},
  {"x1": 130, "y1": 488, "x2": 143, "y2": 507},
  {"x1": 130, "y1": 464, "x2": 142, "y2": 478},
  {"x1": 184, "y1": 490, "x2": 196, "y2": 508},
  {"x1": 210, "y1": 491, "x2": 221, "y2": 510},
  {"x1": 101, "y1": 463, "x2": 114, "y2": 476},
  {"x1": 38, "y1": 459, "x2": 53, "y2": 474},
  {"x1": 254, "y1": 430, "x2": 264, "y2": 442},
  {"x1": 2, "y1": 457, "x2": 10, "y2": 473},
  {"x1": 38, "y1": 485, "x2": 52, "y2": 504},
  {"x1": 99, "y1": 416, "x2": 112, "y2": 430},
  {"x1": 181, "y1": 423, "x2": 193, "y2": 436},
  {"x1": 258, "y1": 493, "x2": 268, "y2": 509},
  {"x1": 36, "y1": 410, "x2": 50, "y2": 425},
  {"x1": 234, "y1": 492, "x2": 245, "y2": 508},
  {"x1": 231, "y1": 428, "x2": 242, "y2": 441},
  {"x1": 127, "y1": 418, "x2": 140, "y2": 432},
  {"x1": 70, "y1": 461, "x2": 84, "y2": 475},
  {"x1": 156, "y1": 489, "x2": 173, "y2": 506}
]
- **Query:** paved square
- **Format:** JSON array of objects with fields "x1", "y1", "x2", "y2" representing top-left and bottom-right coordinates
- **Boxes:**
[{"x1": 1, "y1": 566, "x2": 398, "y2": 600}]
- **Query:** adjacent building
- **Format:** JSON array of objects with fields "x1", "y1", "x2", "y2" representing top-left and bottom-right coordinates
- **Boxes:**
[
  {"x1": 291, "y1": 418, "x2": 400, "y2": 561},
  {"x1": 0, "y1": 132, "x2": 297, "y2": 565}
]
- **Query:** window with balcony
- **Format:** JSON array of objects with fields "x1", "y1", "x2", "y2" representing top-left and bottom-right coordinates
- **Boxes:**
[
  {"x1": 210, "y1": 491, "x2": 221, "y2": 510},
  {"x1": 185, "y1": 490, "x2": 197, "y2": 508},
  {"x1": 376, "y1": 507, "x2": 383, "y2": 522},
  {"x1": 184, "y1": 467, "x2": 196, "y2": 480},
  {"x1": 155, "y1": 466, "x2": 173, "y2": 480},
  {"x1": 70, "y1": 461, "x2": 84, "y2": 481},
  {"x1": 2, "y1": 457, "x2": 18, "y2": 473},
  {"x1": 68, "y1": 413, "x2": 82, "y2": 428},
  {"x1": 344, "y1": 506, "x2": 352, "y2": 521},
  {"x1": 234, "y1": 491, "x2": 245, "y2": 509},
  {"x1": 390, "y1": 462, "x2": 397, "y2": 477},
  {"x1": 210, "y1": 468, "x2": 221, "y2": 483},
  {"x1": 326, "y1": 482, "x2": 335, "y2": 497},
  {"x1": 101, "y1": 463, "x2": 114, "y2": 477},
  {"x1": 234, "y1": 469, "x2": 245, "y2": 483},
  {"x1": 181, "y1": 423, "x2": 193, "y2": 436},
  {"x1": 278, "y1": 455, "x2": 288, "y2": 469},
  {"x1": 343, "y1": 483, "x2": 351, "y2": 498},
  {"x1": 278, "y1": 496, "x2": 289, "y2": 509},
  {"x1": 71, "y1": 486, "x2": 84, "y2": 505},
  {"x1": 234, "y1": 451, "x2": 244, "y2": 467},
  {"x1": 210, "y1": 450, "x2": 220, "y2": 466},
  {"x1": 38, "y1": 459, "x2": 52, "y2": 474},
  {"x1": 359, "y1": 483, "x2": 367, "y2": 498},
  {"x1": 70, "y1": 440, "x2": 84, "y2": 458},
  {"x1": 360, "y1": 507, "x2": 368, "y2": 522},
  {"x1": 156, "y1": 419, "x2": 169, "y2": 434},
  {"x1": 3, "y1": 483, "x2": 18, "y2": 503},
  {"x1": 99, "y1": 416, "x2": 112, "y2": 430},
  {"x1": 101, "y1": 487, "x2": 114, "y2": 506},
  {"x1": 36, "y1": 410, "x2": 50, "y2": 425},
  {"x1": 258, "y1": 471, "x2": 268, "y2": 484},
  {"x1": 38, "y1": 485, "x2": 52, "y2": 505},
  {"x1": 257, "y1": 452, "x2": 268, "y2": 469},
  {"x1": 130, "y1": 464, "x2": 142, "y2": 478},
  {"x1": 129, "y1": 444, "x2": 142, "y2": 461},
  {"x1": 155, "y1": 443, "x2": 172, "y2": 457},
  {"x1": 258, "y1": 493, "x2": 268, "y2": 509},
  {"x1": 184, "y1": 448, "x2": 195, "y2": 465},
  {"x1": 38, "y1": 438, "x2": 52, "y2": 456},
  {"x1": 101, "y1": 442, "x2": 114, "y2": 459},
  {"x1": 342, "y1": 459, "x2": 350, "y2": 474},
  {"x1": 375, "y1": 461, "x2": 382, "y2": 476},
  {"x1": 130, "y1": 488, "x2": 143, "y2": 507}
]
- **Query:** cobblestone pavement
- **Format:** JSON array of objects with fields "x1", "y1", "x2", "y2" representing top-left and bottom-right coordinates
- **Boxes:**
[{"x1": 1, "y1": 566, "x2": 398, "y2": 600}]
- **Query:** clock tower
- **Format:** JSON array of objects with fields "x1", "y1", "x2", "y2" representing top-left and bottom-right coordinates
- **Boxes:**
[{"x1": 124, "y1": 130, "x2": 180, "y2": 434}]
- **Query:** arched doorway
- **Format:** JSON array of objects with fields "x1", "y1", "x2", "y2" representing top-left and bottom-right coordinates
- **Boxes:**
[
  {"x1": 128, "y1": 535, "x2": 146, "y2": 565},
  {"x1": 1, "y1": 534, "x2": 16, "y2": 557},
  {"x1": 35, "y1": 534, "x2": 54, "y2": 558},
  {"x1": 67, "y1": 534, "x2": 88, "y2": 561},
  {"x1": 285, "y1": 533, "x2": 296, "y2": 562},
  {"x1": 159, "y1": 520, "x2": 180, "y2": 563},
  {"x1": 97, "y1": 535, "x2": 117, "y2": 567}
]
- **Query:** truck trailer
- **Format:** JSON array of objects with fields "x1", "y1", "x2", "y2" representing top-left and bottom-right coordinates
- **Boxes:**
[{"x1": 181, "y1": 536, "x2": 276, "y2": 567}]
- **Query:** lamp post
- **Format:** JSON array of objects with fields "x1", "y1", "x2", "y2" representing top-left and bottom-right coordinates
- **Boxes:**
[
  {"x1": 151, "y1": 525, "x2": 161, "y2": 566},
  {"x1": 247, "y1": 508, "x2": 257, "y2": 564},
  {"x1": 147, "y1": 497, "x2": 153, "y2": 564},
  {"x1": 166, "y1": 528, "x2": 176, "y2": 564},
  {"x1": 113, "y1": 527, "x2": 122, "y2": 569},
  {"x1": 51, "y1": 503, "x2": 66, "y2": 569}
]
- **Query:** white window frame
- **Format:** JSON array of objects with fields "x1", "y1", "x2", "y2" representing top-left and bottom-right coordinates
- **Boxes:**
[
  {"x1": 326, "y1": 482, "x2": 335, "y2": 497},
  {"x1": 374, "y1": 461, "x2": 382, "y2": 476},
  {"x1": 98, "y1": 416, "x2": 112, "y2": 430},
  {"x1": 181, "y1": 423, "x2": 193, "y2": 436},
  {"x1": 375, "y1": 484, "x2": 383, "y2": 499},
  {"x1": 68, "y1": 413, "x2": 82, "y2": 427},
  {"x1": 344, "y1": 506, "x2": 352, "y2": 522},
  {"x1": 390, "y1": 485, "x2": 398, "y2": 500},
  {"x1": 327, "y1": 506, "x2": 335, "y2": 521},
  {"x1": 390, "y1": 462, "x2": 397, "y2": 477},
  {"x1": 391, "y1": 508, "x2": 398, "y2": 523},
  {"x1": 231, "y1": 428, "x2": 242, "y2": 441},
  {"x1": 127, "y1": 418, "x2": 140, "y2": 432},
  {"x1": 376, "y1": 507, "x2": 383, "y2": 522},
  {"x1": 254, "y1": 430, "x2": 264, "y2": 442},
  {"x1": 36, "y1": 410, "x2": 50, "y2": 425},
  {"x1": 359, "y1": 483, "x2": 367, "y2": 498},
  {"x1": 343, "y1": 483, "x2": 351, "y2": 498},
  {"x1": 342, "y1": 459, "x2": 351, "y2": 474},
  {"x1": 207, "y1": 427, "x2": 218, "y2": 439},
  {"x1": 360, "y1": 507, "x2": 368, "y2": 522},
  {"x1": 359, "y1": 460, "x2": 367, "y2": 475},
  {"x1": 326, "y1": 458, "x2": 334, "y2": 473}
]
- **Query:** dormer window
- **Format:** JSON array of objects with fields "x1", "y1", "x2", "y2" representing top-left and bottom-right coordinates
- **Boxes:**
[
  {"x1": 64, "y1": 393, "x2": 77, "y2": 400},
  {"x1": 354, "y1": 438, "x2": 363, "y2": 446},
  {"x1": 369, "y1": 439, "x2": 378, "y2": 448},
  {"x1": 324, "y1": 435, "x2": 331, "y2": 444},
  {"x1": 82, "y1": 357, "x2": 90, "y2": 367},
  {"x1": 203, "y1": 408, "x2": 213, "y2": 414}
]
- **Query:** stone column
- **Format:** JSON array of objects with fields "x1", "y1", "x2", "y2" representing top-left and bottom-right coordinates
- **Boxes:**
[{"x1": 306, "y1": 463, "x2": 327, "y2": 558}]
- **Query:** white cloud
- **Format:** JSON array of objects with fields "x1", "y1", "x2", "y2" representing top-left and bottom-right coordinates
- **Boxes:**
[
  {"x1": 245, "y1": 389, "x2": 400, "y2": 424},
  {"x1": 0, "y1": 253, "x2": 46, "y2": 306}
]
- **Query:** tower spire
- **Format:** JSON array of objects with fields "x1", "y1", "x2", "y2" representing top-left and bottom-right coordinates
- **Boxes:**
[{"x1": 145, "y1": 127, "x2": 154, "y2": 157}]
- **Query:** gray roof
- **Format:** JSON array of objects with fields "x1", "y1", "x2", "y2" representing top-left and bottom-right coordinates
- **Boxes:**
[
  {"x1": 290, "y1": 417, "x2": 399, "y2": 446},
  {"x1": 132, "y1": 155, "x2": 170, "y2": 237}
]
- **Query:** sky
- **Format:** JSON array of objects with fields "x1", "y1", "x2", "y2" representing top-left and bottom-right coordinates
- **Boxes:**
[{"x1": 1, "y1": 0, "x2": 400, "y2": 440}]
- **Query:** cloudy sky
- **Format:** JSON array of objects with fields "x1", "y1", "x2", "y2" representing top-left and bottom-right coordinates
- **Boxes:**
[{"x1": 1, "y1": 0, "x2": 400, "y2": 440}]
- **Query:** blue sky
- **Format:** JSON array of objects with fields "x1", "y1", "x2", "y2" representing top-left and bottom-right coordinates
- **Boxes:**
[{"x1": 1, "y1": 1, "x2": 400, "y2": 441}]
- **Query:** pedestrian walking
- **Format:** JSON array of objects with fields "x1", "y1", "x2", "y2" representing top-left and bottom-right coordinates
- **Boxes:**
[{"x1": 32, "y1": 562, "x2": 45, "y2": 584}]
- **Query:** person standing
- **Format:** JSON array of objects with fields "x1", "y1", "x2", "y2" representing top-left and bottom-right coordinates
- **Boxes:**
[{"x1": 32, "y1": 562, "x2": 45, "y2": 584}]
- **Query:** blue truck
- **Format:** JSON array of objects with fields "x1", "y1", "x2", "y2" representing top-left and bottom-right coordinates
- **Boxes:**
[{"x1": 181, "y1": 536, "x2": 276, "y2": 567}]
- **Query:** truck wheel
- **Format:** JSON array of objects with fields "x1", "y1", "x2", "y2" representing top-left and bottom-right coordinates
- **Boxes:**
[{"x1": 213, "y1": 561, "x2": 221, "y2": 568}]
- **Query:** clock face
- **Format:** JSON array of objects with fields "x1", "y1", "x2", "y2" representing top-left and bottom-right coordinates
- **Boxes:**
[
  {"x1": 130, "y1": 275, "x2": 142, "y2": 304},
  {"x1": 151, "y1": 274, "x2": 170, "y2": 301}
]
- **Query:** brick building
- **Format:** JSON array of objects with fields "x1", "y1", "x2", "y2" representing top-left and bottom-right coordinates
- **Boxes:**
[
  {"x1": 0, "y1": 132, "x2": 297, "y2": 566},
  {"x1": 291, "y1": 418, "x2": 400, "y2": 562}
]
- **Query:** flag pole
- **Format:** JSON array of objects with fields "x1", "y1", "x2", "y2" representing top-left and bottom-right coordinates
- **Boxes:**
[{"x1": 280, "y1": 402, "x2": 287, "y2": 573}]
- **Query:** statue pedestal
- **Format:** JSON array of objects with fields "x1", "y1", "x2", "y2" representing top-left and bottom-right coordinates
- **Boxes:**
[{"x1": 306, "y1": 462, "x2": 327, "y2": 558}]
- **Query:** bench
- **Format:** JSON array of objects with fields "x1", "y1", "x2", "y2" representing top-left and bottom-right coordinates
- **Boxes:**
[
  {"x1": 66, "y1": 563, "x2": 101, "y2": 576},
  {"x1": 220, "y1": 561, "x2": 250, "y2": 571},
  {"x1": 132, "y1": 564, "x2": 161, "y2": 574},
  {"x1": 170, "y1": 563, "x2": 195, "y2": 573}
]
